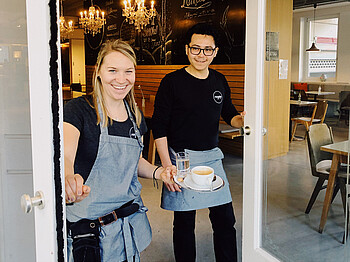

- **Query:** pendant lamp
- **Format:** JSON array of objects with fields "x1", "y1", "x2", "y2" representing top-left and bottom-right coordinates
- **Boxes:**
[{"x1": 306, "y1": 3, "x2": 319, "y2": 52}]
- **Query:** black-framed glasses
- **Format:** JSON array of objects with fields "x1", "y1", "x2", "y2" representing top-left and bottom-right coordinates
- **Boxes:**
[{"x1": 188, "y1": 46, "x2": 216, "y2": 56}]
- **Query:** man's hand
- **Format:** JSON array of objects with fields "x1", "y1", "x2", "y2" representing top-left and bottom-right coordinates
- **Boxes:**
[
  {"x1": 231, "y1": 111, "x2": 246, "y2": 128},
  {"x1": 65, "y1": 174, "x2": 90, "y2": 203}
]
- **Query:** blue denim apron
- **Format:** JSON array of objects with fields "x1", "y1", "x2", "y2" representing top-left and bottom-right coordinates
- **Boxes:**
[
  {"x1": 67, "y1": 101, "x2": 152, "y2": 262},
  {"x1": 161, "y1": 147, "x2": 232, "y2": 211}
]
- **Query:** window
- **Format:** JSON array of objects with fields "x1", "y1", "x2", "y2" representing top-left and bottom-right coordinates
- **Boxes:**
[{"x1": 305, "y1": 17, "x2": 338, "y2": 80}]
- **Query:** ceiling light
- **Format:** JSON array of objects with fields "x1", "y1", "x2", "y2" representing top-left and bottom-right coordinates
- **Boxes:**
[
  {"x1": 123, "y1": 0, "x2": 156, "y2": 31},
  {"x1": 306, "y1": 3, "x2": 320, "y2": 52},
  {"x1": 79, "y1": 0, "x2": 106, "y2": 36},
  {"x1": 59, "y1": 0, "x2": 74, "y2": 40}
]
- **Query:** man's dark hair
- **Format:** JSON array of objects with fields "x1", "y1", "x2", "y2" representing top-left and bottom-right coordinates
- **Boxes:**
[{"x1": 185, "y1": 23, "x2": 219, "y2": 46}]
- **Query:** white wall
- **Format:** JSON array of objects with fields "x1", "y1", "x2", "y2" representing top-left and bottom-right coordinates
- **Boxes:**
[{"x1": 291, "y1": 3, "x2": 350, "y2": 84}]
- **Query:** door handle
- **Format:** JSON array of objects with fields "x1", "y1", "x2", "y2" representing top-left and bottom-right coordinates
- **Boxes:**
[
  {"x1": 21, "y1": 191, "x2": 45, "y2": 213},
  {"x1": 239, "y1": 125, "x2": 251, "y2": 136}
]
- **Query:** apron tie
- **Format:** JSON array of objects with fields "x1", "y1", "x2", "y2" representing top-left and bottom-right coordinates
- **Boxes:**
[{"x1": 122, "y1": 217, "x2": 138, "y2": 262}]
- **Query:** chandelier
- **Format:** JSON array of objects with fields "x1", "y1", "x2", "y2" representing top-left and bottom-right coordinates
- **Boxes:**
[
  {"x1": 59, "y1": 0, "x2": 74, "y2": 40},
  {"x1": 79, "y1": 0, "x2": 106, "y2": 36},
  {"x1": 123, "y1": 0, "x2": 156, "y2": 31}
]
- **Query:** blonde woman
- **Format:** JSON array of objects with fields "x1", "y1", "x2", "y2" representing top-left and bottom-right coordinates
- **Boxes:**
[{"x1": 63, "y1": 39, "x2": 179, "y2": 262}]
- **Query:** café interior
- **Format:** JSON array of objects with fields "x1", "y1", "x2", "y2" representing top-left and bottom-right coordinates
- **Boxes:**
[{"x1": 3, "y1": 0, "x2": 350, "y2": 261}]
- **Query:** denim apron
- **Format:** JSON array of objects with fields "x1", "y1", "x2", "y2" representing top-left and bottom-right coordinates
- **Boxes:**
[
  {"x1": 161, "y1": 147, "x2": 232, "y2": 211},
  {"x1": 67, "y1": 101, "x2": 152, "y2": 262}
]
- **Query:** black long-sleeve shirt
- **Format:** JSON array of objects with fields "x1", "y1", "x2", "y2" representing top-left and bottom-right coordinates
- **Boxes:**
[{"x1": 152, "y1": 67, "x2": 238, "y2": 152}]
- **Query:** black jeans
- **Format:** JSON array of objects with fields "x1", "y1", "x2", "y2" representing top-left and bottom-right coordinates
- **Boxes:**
[{"x1": 173, "y1": 202, "x2": 237, "y2": 262}]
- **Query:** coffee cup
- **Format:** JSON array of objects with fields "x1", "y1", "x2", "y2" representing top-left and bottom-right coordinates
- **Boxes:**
[{"x1": 191, "y1": 166, "x2": 214, "y2": 186}]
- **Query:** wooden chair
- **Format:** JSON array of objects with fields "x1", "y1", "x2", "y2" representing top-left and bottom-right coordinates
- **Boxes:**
[
  {"x1": 148, "y1": 131, "x2": 156, "y2": 165},
  {"x1": 291, "y1": 100, "x2": 328, "y2": 141},
  {"x1": 305, "y1": 123, "x2": 347, "y2": 214}
]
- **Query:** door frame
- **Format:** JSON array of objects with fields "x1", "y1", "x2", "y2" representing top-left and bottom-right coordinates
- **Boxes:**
[
  {"x1": 26, "y1": 0, "x2": 65, "y2": 260},
  {"x1": 24, "y1": 0, "x2": 283, "y2": 260},
  {"x1": 242, "y1": 0, "x2": 279, "y2": 260}
]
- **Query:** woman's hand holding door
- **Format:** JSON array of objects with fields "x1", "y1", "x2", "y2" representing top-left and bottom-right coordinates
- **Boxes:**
[{"x1": 65, "y1": 174, "x2": 90, "y2": 203}]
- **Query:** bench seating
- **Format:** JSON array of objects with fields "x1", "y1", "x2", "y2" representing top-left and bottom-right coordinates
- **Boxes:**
[{"x1": 86, "y1": 64, "x2": 244, "y2": 156}]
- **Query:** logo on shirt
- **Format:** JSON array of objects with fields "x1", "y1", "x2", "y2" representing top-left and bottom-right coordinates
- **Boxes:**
[
  {"x1": 213, "y1": 91, "x2": 223, "y2": 104},
  {"x1": 129, "y1": 127, "x2": 137, "y2": 139}
]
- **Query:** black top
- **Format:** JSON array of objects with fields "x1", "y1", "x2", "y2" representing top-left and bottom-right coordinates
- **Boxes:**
[
  {"x1": 152, "y1": 68, "x2": 239, "y2": 152},
  {"x1": 63, "y1": 95, "x2": 147, "y2": 181}
]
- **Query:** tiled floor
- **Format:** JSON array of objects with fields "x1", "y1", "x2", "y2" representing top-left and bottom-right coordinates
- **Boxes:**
[{"x1": 139, "y1": 119, "x2": 350, "y2": 262}]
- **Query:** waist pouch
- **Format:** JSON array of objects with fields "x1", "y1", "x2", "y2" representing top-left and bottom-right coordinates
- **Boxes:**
[{"x1": 68, "y1": 201, "x2": 139, "y2": 262}]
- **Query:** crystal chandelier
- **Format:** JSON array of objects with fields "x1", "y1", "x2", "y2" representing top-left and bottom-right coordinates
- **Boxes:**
[
  {"x1": 59, "y1": 0, "x2": 74, "y2": 40},
  {"x1": 123, "y1": 0, "x2": 156, "y2": 31},
  {"x1": 79, "y1": 0, "x2": 106, "y2": 37}
]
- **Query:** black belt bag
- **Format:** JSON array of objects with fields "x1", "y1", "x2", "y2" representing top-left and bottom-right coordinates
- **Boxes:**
[{"x1": 68, "y1": 201, "x2": 139, "y2": 262}]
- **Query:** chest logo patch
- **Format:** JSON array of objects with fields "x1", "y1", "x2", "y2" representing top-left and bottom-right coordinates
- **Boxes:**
[
  {"x1": 213, "y1": 91, "x2": 223, "y2": 104},
  {"x1": 129, "y1": 127, "x2": 137, "y2": 139}
]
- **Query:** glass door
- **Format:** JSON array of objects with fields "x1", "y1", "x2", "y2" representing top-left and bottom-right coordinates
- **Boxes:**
[{"x1": 243, "y1": 0, "x2": 350, "y2": 260}]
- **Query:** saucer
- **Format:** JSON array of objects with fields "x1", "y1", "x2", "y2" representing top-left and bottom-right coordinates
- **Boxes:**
[
  {"x1": 174, "y1": 175, "x2": 186, "y2": 188},
  {"x1": 174, "y1": 174, "x2": 224, "y2": 192}
]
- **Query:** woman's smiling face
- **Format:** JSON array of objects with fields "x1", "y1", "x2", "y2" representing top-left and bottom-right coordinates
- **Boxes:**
[{"x1": 99, "y1": 51, "x2": 135, "y2": 102}]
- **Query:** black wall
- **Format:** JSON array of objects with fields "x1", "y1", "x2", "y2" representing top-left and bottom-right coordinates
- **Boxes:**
[{"x1": 84, "y1": 0, "x2": 245, "y2": 65}]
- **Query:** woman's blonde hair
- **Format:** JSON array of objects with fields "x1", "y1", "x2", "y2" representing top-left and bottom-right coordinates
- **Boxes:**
[{"x1": 91, "y1": 39, "x2": 141, "y2": 127}]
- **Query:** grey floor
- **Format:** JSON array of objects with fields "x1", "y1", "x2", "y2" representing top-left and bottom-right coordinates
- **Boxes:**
[{"x1": 139, "y1": 118, "x2": 350, "y2": 262}]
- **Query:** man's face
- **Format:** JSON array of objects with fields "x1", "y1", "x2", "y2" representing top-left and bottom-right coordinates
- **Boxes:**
[{"x1": 185, "y1": 34, "x2": 218, "y2": 72}]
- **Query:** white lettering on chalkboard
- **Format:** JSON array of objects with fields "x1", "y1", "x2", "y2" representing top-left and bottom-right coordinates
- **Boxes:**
[{"x1": 181, "y1": 0, "x2": 212, "y2": 10}]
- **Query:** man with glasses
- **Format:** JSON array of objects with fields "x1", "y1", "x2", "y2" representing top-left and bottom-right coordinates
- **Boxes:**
[{"x1": 152, "y1": 23, "x2": 244, "y2": 262}]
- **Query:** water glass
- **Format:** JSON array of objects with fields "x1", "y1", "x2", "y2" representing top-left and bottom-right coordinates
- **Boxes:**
[{"x1": 176, "y1": 152, "x2": 190, "y2": 178}]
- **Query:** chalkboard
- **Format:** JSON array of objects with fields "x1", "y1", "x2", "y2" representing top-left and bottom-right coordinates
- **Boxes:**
[
  {"x1": 104, "y1": 0, "x2": 164, "y2": 64},
  {"x1": 84, "y1": 0, "x2": 245, "y2": 65},
  {"x1": 168, "y1": 0, "x2": 246, "y2": 64}
]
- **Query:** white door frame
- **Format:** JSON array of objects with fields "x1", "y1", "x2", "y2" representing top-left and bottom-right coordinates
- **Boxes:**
[
  {"x1": 26, "y1": 0, "x2": 65, "y2": 260},
  {"x1": 24, "y1": 0, "x2": 283, "y2": 260},
  {"x1": 242, "y1": 0, "x2": 279, "y2": 261}
]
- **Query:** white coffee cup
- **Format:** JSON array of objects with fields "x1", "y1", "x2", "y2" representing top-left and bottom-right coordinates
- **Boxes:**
[{"x1": 191, "y1": 166, "x2": 214, "y2": 186}]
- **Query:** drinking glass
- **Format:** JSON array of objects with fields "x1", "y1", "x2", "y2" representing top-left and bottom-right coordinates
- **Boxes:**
[{"x1": 176, "y1": 152, "x2": 190, "y2": 178}]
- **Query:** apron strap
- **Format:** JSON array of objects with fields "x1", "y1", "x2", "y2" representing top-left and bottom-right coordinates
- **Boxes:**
[
  {"x1": 124, "y1": 100, "x2": 143, "y2": 147},
  {"x1": 96, "y1": 99, "x2": 143, "y2": 147},
  {"x1": 97, "y1": 99, "x2": 108, "y2": 135}
]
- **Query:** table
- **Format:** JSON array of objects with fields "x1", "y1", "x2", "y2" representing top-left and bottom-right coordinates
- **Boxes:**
[
  {"x1": 319, "y1": 141, "x2": 350, "y2": 233},
  {"x1": 306, "y1": 91, "x2": 335, "y2": 101},
  {"x1": 290, "y1": 100, "x2": 317, "y2": 106},
  {"x1": 62, "y1": 86, "x2": 86, "y2": 104}
]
